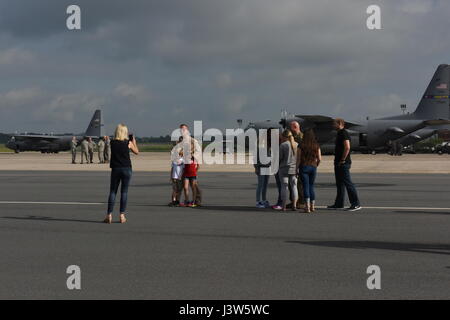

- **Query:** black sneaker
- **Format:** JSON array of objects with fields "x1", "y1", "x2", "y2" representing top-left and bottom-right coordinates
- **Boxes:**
[
  {"x1": 346, "y1": 205, "x2": 362, "y2": 212},
  {"x1": 327, "y1": 204, "x2": 344, "y2": 210}
]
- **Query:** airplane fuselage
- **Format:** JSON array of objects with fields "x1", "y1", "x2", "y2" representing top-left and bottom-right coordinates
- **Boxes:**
[
  {"x1": 5, "y1": 110, "x2": 103, "y2": 153},
  {"x1": 6, "y1": 135, "x2": 74, "y2": 153}
]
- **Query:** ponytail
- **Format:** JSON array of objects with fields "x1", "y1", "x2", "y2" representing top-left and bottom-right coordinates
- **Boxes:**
[
  {"x1": 281, "y1": 129, "x2": 297, "y2": 155},
  {"x1": 288, "y1": 135, "x2": 296, "y2": 155}
]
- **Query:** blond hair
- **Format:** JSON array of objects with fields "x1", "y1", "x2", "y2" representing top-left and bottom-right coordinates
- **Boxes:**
[
  {"x1": 282, "y1": 129, "x2": 297, "y2": 154},
  {"x1": 114, "y1": 123, "x2": 129, "y2": 141}
]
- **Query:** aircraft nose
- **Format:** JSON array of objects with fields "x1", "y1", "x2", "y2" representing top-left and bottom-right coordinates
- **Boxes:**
[{"x1": 6, "y1": 140, "x2": 16, "y2": 149}]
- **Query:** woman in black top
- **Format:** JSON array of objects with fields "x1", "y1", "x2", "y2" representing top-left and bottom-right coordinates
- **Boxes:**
[{"x1": 104, "y1": 124, "x2": 139, "y2": 224}]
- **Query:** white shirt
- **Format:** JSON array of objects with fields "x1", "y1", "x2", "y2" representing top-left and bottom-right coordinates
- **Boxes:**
[{"x1": 171, "y1": 158, "x2": 184, "y2": 179}]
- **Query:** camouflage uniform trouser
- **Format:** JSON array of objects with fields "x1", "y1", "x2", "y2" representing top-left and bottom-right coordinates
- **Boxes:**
[
  {"x1": 104, "y1": 148, "x2": 110, "y2": 163},
  {"x1": 98, "y1": 149, "x2": 105, "y2": 163},
  {"x1": 81, "y1": 151, "x2": 89, "y2": 163}
]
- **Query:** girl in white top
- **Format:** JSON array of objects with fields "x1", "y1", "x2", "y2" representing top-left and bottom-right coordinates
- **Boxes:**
[{"x1": 169, "y1": 138, "x2": 185, "y2": 206}]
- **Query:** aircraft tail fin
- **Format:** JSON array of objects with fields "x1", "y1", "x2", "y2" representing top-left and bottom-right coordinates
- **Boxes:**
[
  {"x1": 413, "y1": 64, "x2": 450, "y2": 119},
  {"x1": 84, "y1": 109, "x2": 103, "y2": 137}
]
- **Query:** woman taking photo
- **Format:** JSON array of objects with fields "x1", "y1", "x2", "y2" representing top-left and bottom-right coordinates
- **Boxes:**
[
  {"x1": 297, "y1": 129, "x2": 321, "y2": 213},
  {"x1": 104, "y1": 124, "x2": 139, "y2": 224}
]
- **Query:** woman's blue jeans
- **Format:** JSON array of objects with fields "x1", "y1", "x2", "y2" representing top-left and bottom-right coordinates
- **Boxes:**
[
  {"x1": 301, "y1": 165, "x2": 317, "y2": 201},
  {"x1": 256, "y1": 174, "x2": 270, "y2": 202},
  {"x1": 107, "y1": 167, "x2": 132, "y2": 214}
]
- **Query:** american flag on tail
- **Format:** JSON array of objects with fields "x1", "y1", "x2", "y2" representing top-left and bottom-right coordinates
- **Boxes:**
[{"x1": 436, "y1": 83, "x2": 447, "y2": 89}]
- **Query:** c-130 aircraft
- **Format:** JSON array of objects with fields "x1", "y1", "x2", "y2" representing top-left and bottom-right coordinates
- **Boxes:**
[
  {"x1": 246, "y1": 64, "x2": 450, "y2": 153},
  {"x1": 6, "y1": 110, "x2": 103, "y2": 153}
]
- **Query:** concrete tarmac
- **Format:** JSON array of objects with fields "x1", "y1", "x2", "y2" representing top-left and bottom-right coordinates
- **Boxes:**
[
  {"x1": 0, "y1": 170, "x2": 449, "y2": 299},
  {"x1": 1, "y1": 152, "x2": 450, "y2": 173}
]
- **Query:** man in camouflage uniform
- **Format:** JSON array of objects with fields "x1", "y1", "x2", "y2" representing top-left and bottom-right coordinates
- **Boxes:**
[
  {"x1": 80, "y1": 137, "x2": 89, "y2": 164},
  {"x1": 104, "y1": 136, "x2": 111, "y2": 163},
  {"x1": 179, "y1": 124, "x2": 202, "y2": 206},
  {"x1": 97, "y1": 137, "x2": 105, "y2": 163},
  {"x1": 88, "y1": 137, "x2": 95, "y2": 163},
  {"x1": 70, "y1": 136, "x2": 78, "y2": 164}
]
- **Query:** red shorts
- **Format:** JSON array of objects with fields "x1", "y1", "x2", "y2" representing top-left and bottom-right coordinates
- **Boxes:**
[{"x1": 183, "y1": 163, "x2": 197, "y2": 177}]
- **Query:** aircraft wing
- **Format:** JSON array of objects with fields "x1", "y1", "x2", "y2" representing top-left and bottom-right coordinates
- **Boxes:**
[
  {"x1": 423, "y1": 119, "x2": 450, "y2": 126},
  {"x1": 295, "y1": 115, "x2": 362, "y2": 128}
]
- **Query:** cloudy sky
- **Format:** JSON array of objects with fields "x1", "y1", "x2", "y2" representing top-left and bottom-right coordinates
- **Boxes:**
[{"x1": 0, "y1": 0, "x2": 449, "y2": 136}]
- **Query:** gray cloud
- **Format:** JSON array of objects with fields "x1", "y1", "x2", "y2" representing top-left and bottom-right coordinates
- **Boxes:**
[{"x1": 0, "y1": 0, "x2": 450, "y2": 135}]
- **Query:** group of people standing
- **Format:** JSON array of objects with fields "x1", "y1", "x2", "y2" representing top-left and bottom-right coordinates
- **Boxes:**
[
  {"x1": 388, "y1": 140, "x2": 403, "y2": 156},
  {"x1": 102, "y1": 119, "x2": 362, "y2": 224},
  {"x1": 71, "y1": 136, "x2": 111, "y2": 164},
  {"x1": 254, "y1": 118, "x2": 361, "y2": 213},
  {"x1": 103, "y1": 123, "x2": 202, "y2": 224},
  {"x1": 169, "y1": 124, "x2": 202, "y2": 207}
]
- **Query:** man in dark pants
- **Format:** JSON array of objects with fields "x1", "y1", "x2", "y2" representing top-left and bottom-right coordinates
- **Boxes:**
[{"x1": 327, "y1": 118, "x2": 361, "y2": 211}]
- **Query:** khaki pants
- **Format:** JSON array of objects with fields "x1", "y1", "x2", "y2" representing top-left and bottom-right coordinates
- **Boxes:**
[
  {"x1": 81, "y1": 151, "x2": 89, "y2": 163},
  {"x1": 104, "y1": 148, "x2": 110, "y2": 162},
  {"x1": 98, "y1": 149, "x2": 105, "y2": 163}
]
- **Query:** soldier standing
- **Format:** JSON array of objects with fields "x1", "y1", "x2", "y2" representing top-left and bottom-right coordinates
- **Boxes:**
[
  {"x1": 81, "y1": 138, "x2": 89, "y2": 164},
  {"x1": 104, "y1": 136, "x2": 111, "y2": 163},
  {"x1": 70, "y1": 136, "x2": 78, "y2": 164},
  {"x1": 98, "y1": 137, "x2": 105, "y2": 163},
  {"x1": 88, "y1": 137, "x2": 95, "y2": 163}
]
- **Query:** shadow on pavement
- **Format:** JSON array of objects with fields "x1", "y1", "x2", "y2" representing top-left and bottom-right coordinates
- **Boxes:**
[
  {"x1": 2, "y1": 215, "x2": 103, "y2": 224},
  {"x1": 285, "y1": 240, "x2": 450, "y2": 256},
  {"x1": 393, "y1": 210, "x2": 450, "y2": 215},
  {"x1": 143, "y1": 204, "x2": 274, "y2": 213}
]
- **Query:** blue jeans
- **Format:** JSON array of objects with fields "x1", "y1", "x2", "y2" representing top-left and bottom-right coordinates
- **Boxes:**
[
  {"x1": 301, "y1": 165, "x2": 317, "y2": 201},
  {"x1": 334, "y1": 163, "x2": 360, "y2": 207},
  {"x1": 274, "y1": 172, "x2": 282, "y2": 206},
  {"x1": 256, "y1": 174, "x2": 270, "y2": 202},
  {"x1": 107, "y1": 167, "x2": 132, "y2": 214}
]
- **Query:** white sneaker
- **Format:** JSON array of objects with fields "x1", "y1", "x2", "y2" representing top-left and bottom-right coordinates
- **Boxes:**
[{"x1": 256, "y1": 201, "x2": 266, "y2": 208}]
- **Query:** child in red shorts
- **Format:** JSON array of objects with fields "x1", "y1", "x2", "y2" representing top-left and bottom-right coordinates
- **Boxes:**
[{"x1": 181, "y1": 157, "x2": 199, "y2": 207}]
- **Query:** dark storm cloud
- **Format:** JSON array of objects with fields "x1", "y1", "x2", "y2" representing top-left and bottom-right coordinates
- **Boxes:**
[{"x1": 0, "y1": 0, "x2": 450, "y2": 135}]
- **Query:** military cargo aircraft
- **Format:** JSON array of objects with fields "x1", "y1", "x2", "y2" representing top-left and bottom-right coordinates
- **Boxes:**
[
  {"x1": 246, "y1": 64, "x2": 450, "y2": 153},
  {"x1": 5, "y1": 110, "x2": 103, "y2": 153}
]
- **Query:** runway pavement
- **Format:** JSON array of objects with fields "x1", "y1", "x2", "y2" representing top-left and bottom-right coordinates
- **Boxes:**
[
  {"x1": 1, "y1": 152, "x2": 450, "y2": 173},
  {"x1": 0, "y1": 170, "x2": 449, "y2": 299}
]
